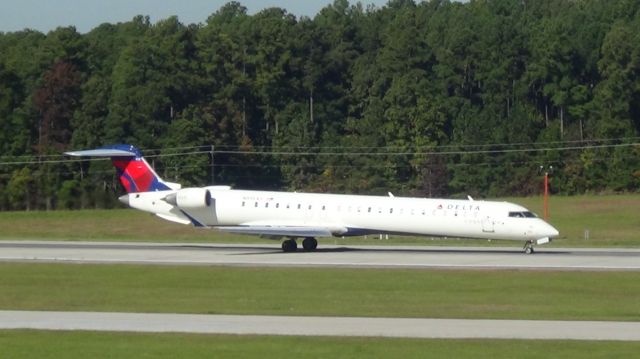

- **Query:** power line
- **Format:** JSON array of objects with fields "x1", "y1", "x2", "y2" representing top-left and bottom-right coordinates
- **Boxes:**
[
  {"x1": 212, "y1": 142, "x2": 640, "y2": 156},
  {"x1": 0, "y1": 142, "x2": 637, "y2": 167},
  {"x1": 3, "y1": 136, "x2": 639, "y2": 160},
  {"x1": 145, "y1": 136, "x2": 640, "y2": 151},
  {"x1": 0, "y1": 157, "x2": 109, "y2": 166},
  {"x1": 1, "y1": 150, "x2": 635, "y2": 180}
]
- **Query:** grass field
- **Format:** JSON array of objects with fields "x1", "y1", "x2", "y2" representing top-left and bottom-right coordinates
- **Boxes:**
[
  {"x1": 2, "y1": 331, "x2": 639, "y2": 359},
  {"x1": 2, "y1": 263, "x2": 639, "y2": 321},
  {"x1": 0, "y1": 194, "x2": 638, "y2": 247}
]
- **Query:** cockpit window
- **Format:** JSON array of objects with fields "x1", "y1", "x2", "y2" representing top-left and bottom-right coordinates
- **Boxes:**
[{"x1": 509, "y1": 211, "x2": 537, "y2": 218}]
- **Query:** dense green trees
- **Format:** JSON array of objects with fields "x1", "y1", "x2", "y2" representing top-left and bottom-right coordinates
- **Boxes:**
[{"x1": 1, "y1": 0, "x2": 639, "y2": 210}]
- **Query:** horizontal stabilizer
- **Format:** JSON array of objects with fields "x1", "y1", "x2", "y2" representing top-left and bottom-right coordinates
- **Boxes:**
[
  {"x1": 65, "y1": 148, "x2": 137, "y2": 158},
  {"x1": 65, "y1": 145, "x2": 143, "y2": 158},
  {"x1": 216, "y1": 226, "x2": 333, "y2": 238}
]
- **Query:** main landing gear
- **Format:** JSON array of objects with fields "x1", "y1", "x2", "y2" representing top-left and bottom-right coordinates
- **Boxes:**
[
  {"x1": 281, "y1": 239, "x2": 297, "y2": 252},
  {"x1": 281, "y1": 237, "x2": 318, "y2": 252},
  {"x1": 523, "y1": 240, "x2": 535, "y2": 255},
  {"x1": 302, "y1": 237, "x2": 318, "y2": 251}
]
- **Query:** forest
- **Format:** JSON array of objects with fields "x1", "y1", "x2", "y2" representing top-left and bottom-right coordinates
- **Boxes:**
[{"x1": 0, "y1": 0, "x2": 639, "y2": 210}]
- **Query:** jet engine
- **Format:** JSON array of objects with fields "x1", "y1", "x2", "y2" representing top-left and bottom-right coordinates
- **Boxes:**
[{"x1": 164, "y1": 188, "x2": 212, "y2": 209}]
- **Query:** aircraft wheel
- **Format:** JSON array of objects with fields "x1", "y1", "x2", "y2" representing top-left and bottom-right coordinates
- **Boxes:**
[
  {"x1": 282, "y1": 239, "x2": 297, "y2": 252},
  {"x1": 524, "y1": 246, "x2": 534, "y2": 255},
  {"x1": 302, "y1": 237, "x2": 318, "y2": 251}
]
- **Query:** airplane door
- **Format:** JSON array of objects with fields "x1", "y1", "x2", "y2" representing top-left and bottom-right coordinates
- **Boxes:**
[{"x1": 482, "y1": 216, "x2": 494, "y2": 233}]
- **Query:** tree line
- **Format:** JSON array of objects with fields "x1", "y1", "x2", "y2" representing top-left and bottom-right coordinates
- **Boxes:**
[{"x1": 0, "y1": 0, "x2": 639, "y2": 211}]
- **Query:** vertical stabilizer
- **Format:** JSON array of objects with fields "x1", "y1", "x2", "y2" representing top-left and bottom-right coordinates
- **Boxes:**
[{"x1": 65, "y1": 144, "x2": 175, "y2": 193}]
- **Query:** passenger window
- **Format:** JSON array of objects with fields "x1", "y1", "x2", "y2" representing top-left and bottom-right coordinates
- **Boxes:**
[
  {"x1": 297, "y1": 204, "x2": 301, "y2": 209},
  {"x1": 276, "y1": 203, "x2": 280, "y2": 209},
  {"x1": 322, "y1": 205, "x2": 326, "y2": 211},
  {"x1": 390, "y1": 208, "x2": 393, "y2": 214},
  {"x1": 242, "y1": 201, "x2": 245, "y2": 207},
  {"x1": 368, "y1": 207, "x2": 371, "y2": 213},
  {"x1": 265, "y1": 203, "x2": 269, "y2": 208},
  {"x1": 254, "y1": 202, "x2": 258, "y2": 207},
  {"x1": 308, "y1": 205, "x2": 312, "y2": 210}
]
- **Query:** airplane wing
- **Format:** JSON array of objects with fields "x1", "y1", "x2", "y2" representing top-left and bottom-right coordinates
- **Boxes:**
[{"x1": 215, "y1": 225, "x2": 335, "y2": 238}]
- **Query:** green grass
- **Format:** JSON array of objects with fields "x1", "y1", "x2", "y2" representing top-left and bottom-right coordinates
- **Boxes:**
[
  {"x1": 0, "y1": 194, "x2": 639, "y2": 247},
  {"x1": 2, "y1": 331, "x2": 639, "y2": 359},
  {"x1": 0, "y1": 209, "x2": 252, "y2": 243},
  {"x1": 1, "y1": 263, "x2": 639, "y2": 321}
]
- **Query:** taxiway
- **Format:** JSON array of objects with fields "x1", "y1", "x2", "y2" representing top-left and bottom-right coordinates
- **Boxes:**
[{"x1": 1, "y1": 310, "x2": 639, "y2": 341}]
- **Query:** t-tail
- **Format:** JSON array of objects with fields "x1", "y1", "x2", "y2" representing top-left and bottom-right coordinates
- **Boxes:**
[{"x1": 65, "y1": 144, "x2": 181, "y2": 193}]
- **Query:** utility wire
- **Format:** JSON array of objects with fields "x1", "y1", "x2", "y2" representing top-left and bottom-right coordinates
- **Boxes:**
[
  {"x1": 146, "y1": 136, "x2": 640, "y2": 151},
  {"x1": 0, "y1": 154, "x2": 634, "y2": 181},
  {"x1": 3, "y1": 136, "x2": 640, "y2": 160},
  {"x1": 1, "y1": 142, "x2": 638, "y2": 166},
  {"x1": 212, "y1": 143, "x2": 639, "y2": 156}
]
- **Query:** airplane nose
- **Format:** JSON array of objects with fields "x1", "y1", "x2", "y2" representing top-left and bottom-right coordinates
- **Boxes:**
[
  {"x1": 118, "y1": 194, "x2": 130, "y2": 206},
  {"x1": 547, "y1": 224, "x2": 559, "y2": 238}
]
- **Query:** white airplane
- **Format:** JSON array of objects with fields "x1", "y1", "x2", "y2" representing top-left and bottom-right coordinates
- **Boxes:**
[{"x1": 66, "y1": 144, "x2": 559, "y2": 254}]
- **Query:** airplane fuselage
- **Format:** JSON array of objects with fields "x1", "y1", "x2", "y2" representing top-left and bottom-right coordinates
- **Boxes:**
[{"x1": 122, "y1": 186, "x2": 559, "y2": 243}]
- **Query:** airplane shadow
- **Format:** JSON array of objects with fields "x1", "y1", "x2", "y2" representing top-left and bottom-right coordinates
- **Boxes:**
[
  {"x1": 326, "y1": 247, "x2": 569, "y2": 255},
  {"x1": 216, "y1": 246, "x2": 572, "y2": 256}
]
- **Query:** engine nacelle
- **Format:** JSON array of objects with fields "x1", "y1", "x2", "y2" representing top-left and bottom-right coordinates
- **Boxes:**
[{"x1": 164, "y1": 188, "x2": 212, "y2": 209}]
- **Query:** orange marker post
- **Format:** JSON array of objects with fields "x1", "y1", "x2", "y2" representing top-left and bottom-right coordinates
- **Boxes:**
[{"x1": 543, "y1": 172, "x2": 549, "y2": 220}]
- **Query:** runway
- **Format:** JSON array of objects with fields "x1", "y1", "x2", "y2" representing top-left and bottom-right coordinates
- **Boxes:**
[
  {"x1": 1, "y1": 310, "x2": 639, "y2": 341},
  {"x1": 1, "y1": 240, "x2": 639, "y2": 270}
]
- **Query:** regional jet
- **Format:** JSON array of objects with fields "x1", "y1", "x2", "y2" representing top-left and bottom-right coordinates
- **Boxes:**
[{"x1": 66, "y1": 145, "x2": 559, "y2": 254}]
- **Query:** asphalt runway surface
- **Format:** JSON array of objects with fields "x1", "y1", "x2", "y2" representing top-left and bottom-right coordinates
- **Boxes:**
[
  {"x1": 2, "y1": 310, "x2": 640, "y2": 341},
  {"x1": 1, "y1": 240, "x2": 639, "y2": 270}
]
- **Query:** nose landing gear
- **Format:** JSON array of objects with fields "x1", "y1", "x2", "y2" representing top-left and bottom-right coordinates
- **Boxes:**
[{"x1": 523, "y1": 240, "x2": 535, "y2": 254}]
